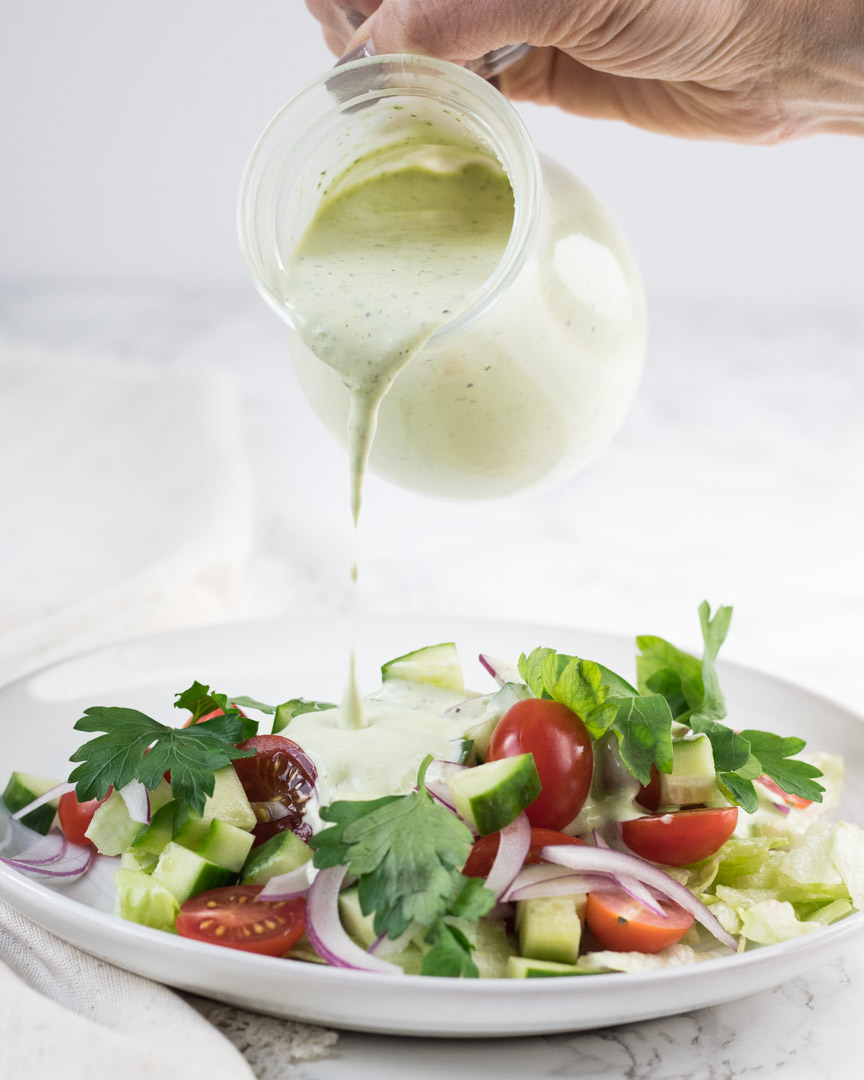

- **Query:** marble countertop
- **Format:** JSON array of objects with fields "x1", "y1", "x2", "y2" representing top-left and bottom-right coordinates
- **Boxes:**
[{"x1": 1, "y1": 285, "x2": 863, "y2": 1078}]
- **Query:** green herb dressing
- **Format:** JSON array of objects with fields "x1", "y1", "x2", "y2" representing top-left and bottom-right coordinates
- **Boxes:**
[{"x1": 283, "y1": 143, "x2": 515, "y2": 525}]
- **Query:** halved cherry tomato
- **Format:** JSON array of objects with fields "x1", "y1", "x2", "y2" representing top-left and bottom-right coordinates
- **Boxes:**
[
  {"x1": 176, "y1": 885, "x2": 306, "y2": 956},
  {"x1": 585, "y1": 888, "x2": 694, "y2": 953},
  {"x1": 635, "y1": 764, "x2": 662, "y2": 811},
  {"x1": 621, "y1": 807, "x2": 738, "y2": 866},
  {"x1": 486, "y1": 699, "x2": 594, "y2": 830},
  {"x1": 183, "y1": 706, "x2": 237, "y2": 728},
  {"x1": 233, "y1": 734, "x2": 317, "y2": 846},
  {"x1": 463, "y1": 828, "x2": 585, "y2": 878},
  {"x1": 57, "y1": 789, "x2": 111, "y2": 847},
  {"x1": 757, "y1": 774, "x2": 813, "y2": 810}
]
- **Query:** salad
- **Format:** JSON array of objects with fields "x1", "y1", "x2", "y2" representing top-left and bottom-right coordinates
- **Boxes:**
[{"x1": 2, "y1": 602, "x2": 862, "y2": 979}]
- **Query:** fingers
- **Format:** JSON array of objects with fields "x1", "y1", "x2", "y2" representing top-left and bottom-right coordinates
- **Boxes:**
[
  {"x1": 305, "y1": 1, "x2": 384, "y2": 54},
  {"x1": 361, "y1": 0, "x2": 584, "y2": 63},
  {"x1": 500, "y1": 48, "x2": 780, "y2": 143}
]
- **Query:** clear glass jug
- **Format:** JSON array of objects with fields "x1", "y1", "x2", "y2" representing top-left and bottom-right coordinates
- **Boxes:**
[{"x1": 238, "y1": 56, "x2": 645, "y2": 501}]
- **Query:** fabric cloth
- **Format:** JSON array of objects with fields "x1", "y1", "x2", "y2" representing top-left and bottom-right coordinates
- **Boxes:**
[{"x1": 0, "y1": 345, "x2": 337, "y2": 1077}]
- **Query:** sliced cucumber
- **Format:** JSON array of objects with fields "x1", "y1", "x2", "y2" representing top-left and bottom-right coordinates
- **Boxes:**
[
  {"x1": 132, "y1": 800, "x2": 178, "y2": 858},
  {"x1": 197, "y1": 819, "x2": 255, "y2": 873},
  {"x1": 114, "y1": 867, "x2": 179, "y2": 932},
  {"x1": 240, "y1": 829, "x2": 312, "y2": 886},
  {"x1": 516, "y1": 894, "x2": 587, "y2": 965},
  {"x1": 2, "y1": 772, "x2": 63, "y2": 835},
  {"x1": 273, "y1": 698, "x2": 336, "y2": 734},
  {"x1": 152, "y1": 841, "x2": 236, "y2": 903},
  {"x1": 506, "y1": 956, "x2": 598, "y2": 978},
  {"x1": 120, "y1": 849, "x2": 158, "y2": 873},
  {"x1": 172, "y1": 765, "x2": 256, "y2": 848},
  {"x1": 471, "y1": 916, "x2": 517, "y2": 978},
  {"x1": 381, "y1": 643, "x2": 464, "y2": 694},
  {"x1": 85, "y1": 790, "x2": 145, "y2": 856},
  {"x1": 448, "y1": 753, "x2": 541, "y2": 835},
  {"x1": 660, "y1": 735, "x2": 718, "y2": 807}
]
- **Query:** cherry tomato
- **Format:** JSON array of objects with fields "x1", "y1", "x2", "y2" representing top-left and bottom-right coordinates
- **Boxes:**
[
  {"x1": 486, "y1": 699, "x2": 594, "y2": 830},
  {"x1": 585, "y1": 888, "x2": 694, "y2": 953},
  {"x1": 176, "y1": 885, "x2": 306, "y2": 956},
  {"x1": 57, "y1": 789, "x2": 111, "y2": 846},
  {"x1": 621, "y1": 807, "x2": 738, "y2": 866},
  {"x1": 463, "y1": 828, "x2": 585, "y2": 878},
  {"x1": 232, "y1": 734, "x2": 317, "y2": 846},
  {"x1": 757, "y1": 774, "x2": 813, "y2": 809},
  {"x1": 183, "y1": 706, "x2": 238, "y2": 728},
  {"x1": 635, "y1": 764, "x2": 662, "y2": 811}
]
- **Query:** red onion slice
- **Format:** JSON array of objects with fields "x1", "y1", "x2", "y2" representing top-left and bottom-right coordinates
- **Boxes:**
[
  {"x1": 3, "y1": 831, "x2": 69, "y2": 865},
  {"x1": 593, "y1": 830, "x2": 666, "y2": 918},
  {"x1": 478, "y1": 654, "x2": 521, "y2": 687},
  {"x1": 540, "y1": 844, "x2": 737, "y2": 950},
  {"x1": 484, "y1": 813, "x2": 530, "y2": 901},
  {"x1": 10, "y1": 781, "x2": 75, "y2": 822},
  {"x1": 1, "y1": 837, "x2": 94, "y2": 882},
  {"x1": 258, "y1": 862, "x2": 315, "y2": 901},
  {"x1": 504, "y1": 864, "x2": 618, "y2": 902},
  {"x1": 118, "y1": 780, "x2": 150, "y2": 825},
  {"x1": 305, "y1": 866, "x2": 404, "y2": 975}
]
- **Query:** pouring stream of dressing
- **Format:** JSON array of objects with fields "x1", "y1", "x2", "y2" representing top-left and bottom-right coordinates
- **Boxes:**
[{"x1": 282, "y1": 138, "x2": 515, "y2": 728}]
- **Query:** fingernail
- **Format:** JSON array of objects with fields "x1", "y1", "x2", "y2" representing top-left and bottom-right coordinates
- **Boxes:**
[
  {"x1": 338, "y1": 6, "x2": 366, "y2": 32},
  {"x1": 336, "y1": 38, "x2": 377, "y2": 66}
]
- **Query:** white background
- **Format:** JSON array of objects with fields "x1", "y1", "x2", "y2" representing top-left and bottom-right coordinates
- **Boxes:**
[{"x1": 1, "y1": 0, "x2": 861, "y2": 304}]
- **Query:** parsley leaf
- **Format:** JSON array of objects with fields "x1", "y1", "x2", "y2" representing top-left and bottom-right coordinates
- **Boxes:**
[
  {"x1": 172, "y1": 681, "x2": 264, "y2": 728},
  {"x1": 518, "y1": 647, "x2": 672, "y2": 784},
  {"x1": 518, "y1": 648, "x2": 618, "y2": 739},
  {"x1": 309, "y1": 757, "x2": 482, "y2": 940},
  {"x1": 636, "y1": 603, "x2": 824, "y2": 810},
  {"x1": 421, "y1": 922, "x2": 479, "y2": 978},
  {"x1": 608, "y1": 693, "x2": 674, "y2": 786},
  {"x1": 741, "y1": 730, "x2": 826, "y2": 803},
  {"x1": 68, "y1": 704, "x2": 256, "y2": 817}
]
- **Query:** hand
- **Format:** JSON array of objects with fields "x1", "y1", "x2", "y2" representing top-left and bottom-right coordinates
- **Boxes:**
[{"x1": 307, "y1": 0, "x2": 864, "y2": 141}]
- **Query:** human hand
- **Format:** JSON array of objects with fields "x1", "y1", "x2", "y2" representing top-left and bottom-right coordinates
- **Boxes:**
[{"x1": 307, "y1": 0, "x2": 864, "y2": 141}]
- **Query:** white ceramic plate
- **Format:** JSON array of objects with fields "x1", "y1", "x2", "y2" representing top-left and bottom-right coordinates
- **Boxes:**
[{"x1": 1, "y1": 615, "x2": 862, "y2": 1037}]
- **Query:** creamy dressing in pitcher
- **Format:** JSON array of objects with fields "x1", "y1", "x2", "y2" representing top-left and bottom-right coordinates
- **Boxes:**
[{"x1": 283, "y1": 142, "x2": 514, "y2": 525}]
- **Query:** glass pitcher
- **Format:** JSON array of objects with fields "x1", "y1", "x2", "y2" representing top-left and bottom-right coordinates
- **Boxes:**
[{"x1": 238, "y1": 55, "x2": 645, "y2": 500}]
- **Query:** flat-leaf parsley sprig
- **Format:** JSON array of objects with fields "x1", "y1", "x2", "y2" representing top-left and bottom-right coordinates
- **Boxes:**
[
  {"x1": 519, "y1": 602, "x2": 824, "y2": 812},
  {"x1": 310, "y1": 755, "x2": 496, "y2": 977},
  {"x1": 68, "y1": 682, "x2": 259, "y2": 817}
]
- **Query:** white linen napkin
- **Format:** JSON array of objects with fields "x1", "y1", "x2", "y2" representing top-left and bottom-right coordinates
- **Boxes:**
[
  {"x1": 0, "y1": 344, "x2": 254, "y2": 684},
  {"x1": 0, "y1": 344, "x2": 337, "y2": 1077}
]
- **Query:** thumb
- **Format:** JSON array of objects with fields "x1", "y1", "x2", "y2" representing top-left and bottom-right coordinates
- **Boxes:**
[{"x1": 358, "y1": 0, "x2": 574, "y2": 63}]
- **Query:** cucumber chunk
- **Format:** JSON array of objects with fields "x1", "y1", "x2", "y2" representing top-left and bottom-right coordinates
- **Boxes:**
[
  {"x1": 85, "y1": 790, "x2": 145, "y2": 856},
  {"x1": 240, "y1": 829, "x2": 312, "y2": 886},
  {"x1": 152, "y1": 841, "x2": 236, "y2": 903},
  {"x1": 115, "y1": 867, "x2": 179, "y2": 932},
  {"x1": 120, "y1": 849, "x2": 158, "y2": 873},
  {"x1": 448, "y1": 753, "x2": 541, "y2": 835},
  {"x1": 516, "y1": 894, "x2": 587, "y2": 965},
  {"x1": 470, "y1": 916, "x2": 517, "y2": 978},
  {"x1": 381, "y1": 643, "x2": 464, "y2": 694},
  {"x1": 132, "y1": 799, "x2": 178, "y2": 858},
  {"x1": 506, "y1": 956, "x2": 598, "y2": 978},
  {"x1": 660, "y1": 735, "x2": 719, "y2": 806},
  {"x1": 172, "y1": 765, "x2": 256, "y2": 848},
  {"x1": 2, "y1": 772, "x2": 63, "y2": 835},
  {"x1": 197, "y1": 819, "x2": 255, "y2": 873}
]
